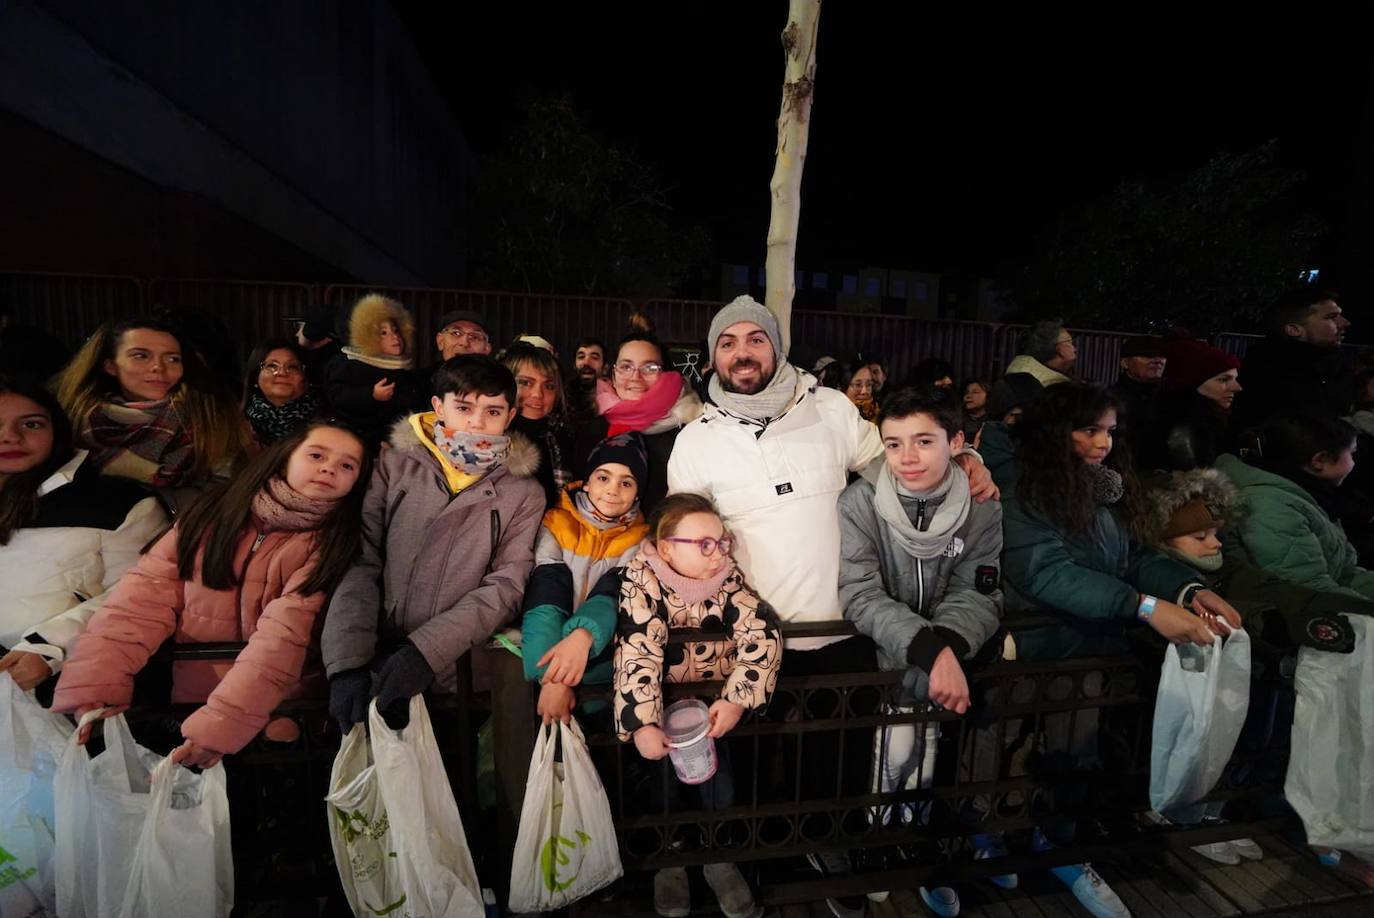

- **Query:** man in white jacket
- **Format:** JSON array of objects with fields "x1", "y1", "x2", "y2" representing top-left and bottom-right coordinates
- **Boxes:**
[{"x1": 667, "y1": 295, "x2": 994, "y2": 918}]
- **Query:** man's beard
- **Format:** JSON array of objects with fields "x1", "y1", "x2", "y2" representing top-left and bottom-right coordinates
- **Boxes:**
[
  {"x1": 576, "y1": 366, "x2": 598, "y2": 382},
  {"x1": 719, "y1": 360, "x2": 775, "y2": 395}
]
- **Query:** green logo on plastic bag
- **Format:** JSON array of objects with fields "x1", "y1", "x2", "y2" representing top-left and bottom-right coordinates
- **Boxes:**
[
  {"x1": 539, "y1": 828, "x2": 592, "y2": 892},
  {"x1": 0, "y1": 844, "x2": 38, "y2": 890}
]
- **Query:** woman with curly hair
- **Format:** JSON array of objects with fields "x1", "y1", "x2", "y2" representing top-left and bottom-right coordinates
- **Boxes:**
[
  {"x1": 999, "y1": 383, "x2": 1243, "y2": 914},
  {"x1": 1003, "y1": 383, "x2": 1239, "y2": 659}
]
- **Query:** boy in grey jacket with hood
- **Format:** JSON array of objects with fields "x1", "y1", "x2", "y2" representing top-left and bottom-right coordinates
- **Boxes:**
[{"x1": 838, "y1": 388, "x2": 1005, "y2": 911}]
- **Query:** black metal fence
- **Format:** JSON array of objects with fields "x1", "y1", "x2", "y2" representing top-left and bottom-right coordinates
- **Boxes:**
[
  {"x1": 98, "y1": 609, "x2": 1295, "y2": 913},
  {"x1": 4, "y1": 270, "x2": 1319, "y2": 390}
]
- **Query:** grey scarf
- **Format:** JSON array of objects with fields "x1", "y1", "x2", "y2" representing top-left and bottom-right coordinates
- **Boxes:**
[
  {"x1": 708, "y1": 360, "x2": 801, "y2": 425},
  {"x1": 874, "y1": 463, "x2": 971, "y2": 559}
]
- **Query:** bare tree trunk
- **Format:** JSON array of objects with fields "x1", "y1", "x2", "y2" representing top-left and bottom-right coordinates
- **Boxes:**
[{"x1": 765, "y1": 0, "x2": 821, "y2": 354}]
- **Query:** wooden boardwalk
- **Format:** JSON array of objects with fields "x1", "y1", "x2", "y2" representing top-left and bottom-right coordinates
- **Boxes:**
[
  {"x1": 848, "y1": 835, "x2": 1374, "y2": 918},
  {"x1": 579, "y1": 835, "x2": 1373, "y2": 918}
]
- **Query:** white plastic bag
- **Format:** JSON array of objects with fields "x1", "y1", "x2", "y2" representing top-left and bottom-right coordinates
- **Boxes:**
[
  {"x1": 1286, "y1": 616, "x2": 1374, "y2": 859},
  {"x1": 326, "y1": 697, "x2": 484, "y2": 918},
  {"x1": 53, "y1": 711, "x2": 233, "y2": 918},
  {"x1": 508, "y1": 718, "x2": 623, "y2": 912},
  {"x1": 0, "y1": 674, "x2": 72, "y2": 918},
  {"x1": 1149, "y1": 626, "x2": 1251, "y2": 813}
]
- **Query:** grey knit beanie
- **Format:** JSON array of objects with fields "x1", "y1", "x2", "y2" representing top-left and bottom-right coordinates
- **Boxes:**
[{"x1": 707, "y1": 295, "x2": 786, "y2": 367}]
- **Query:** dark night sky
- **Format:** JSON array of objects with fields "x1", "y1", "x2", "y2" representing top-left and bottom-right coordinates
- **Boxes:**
[{"x1": 396, "y1": 3, "x2": 1373, "y2": 278}]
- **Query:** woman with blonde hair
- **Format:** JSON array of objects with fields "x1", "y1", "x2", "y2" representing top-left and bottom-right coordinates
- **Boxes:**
[{"x1": 53, "y1": 317, "x2": 244, "y2": 508}]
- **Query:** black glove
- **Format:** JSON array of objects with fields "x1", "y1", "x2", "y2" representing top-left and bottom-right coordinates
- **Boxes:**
[
  {"x1": 374, "y1": 642, "x2": 436, "y2": 729},
  {"x1": 329, "y1": 668, "x2": 372, "y2": 733}
]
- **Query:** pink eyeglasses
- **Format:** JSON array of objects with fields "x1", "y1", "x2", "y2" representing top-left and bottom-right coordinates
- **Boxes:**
[{"x1": 664, "y1": 535, "x2": 735, "y2": 557}]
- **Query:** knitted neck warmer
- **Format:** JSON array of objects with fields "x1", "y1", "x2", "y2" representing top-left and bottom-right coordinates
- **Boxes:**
[
  {"x1": 432, "y1": 423, "x2": 510, "y2": 474},
  {"x1": 708, "y1": 360, "x2": 800, "y2": 425},
  {"x1": 1084, "y1": 462, "x2": 1124, "y2": 505},
  {"x1": 245, "y1": 389, "x2": 319, "y2": 445},
  {"x1": 250, "y1": 475, "x2": 334, "y2": 531},
  {"x1": 641, "y1": 538, "x2": 734, "y2": 606}
]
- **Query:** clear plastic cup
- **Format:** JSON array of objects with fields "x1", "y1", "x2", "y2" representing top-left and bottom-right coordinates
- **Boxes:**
[{"x1": 664, "y1": 699, "x2": 718, "y2": 785}]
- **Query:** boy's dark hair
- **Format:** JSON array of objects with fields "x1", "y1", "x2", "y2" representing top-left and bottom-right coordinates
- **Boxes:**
[
  {"x1": 1267, "y1": 289, "x2": 1339, "y2": 335},
  {"x1": 432, "y1": 354, "x2": 517, "y2": 406},
  {"x1": 877, "y1": 386, "x2": 961, "y2": 441},
  {"x1": 1240, "y1": 415, "x2": 1357, "y2": 476}
]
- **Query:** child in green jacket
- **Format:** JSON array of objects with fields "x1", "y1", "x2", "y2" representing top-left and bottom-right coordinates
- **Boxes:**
[{"x1": 520, "y1": 433, "x2": 649, "y2": 724}]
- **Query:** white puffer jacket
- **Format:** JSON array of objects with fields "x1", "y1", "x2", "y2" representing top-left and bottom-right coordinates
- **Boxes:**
[{"x1": 0, "y1": 451, "x2": 168, "y2": 671}]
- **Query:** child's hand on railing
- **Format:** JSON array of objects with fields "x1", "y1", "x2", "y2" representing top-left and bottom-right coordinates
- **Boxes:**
[
  {"x1": 538, "y1": 628, "x2": 594, "y2": 687},
  {"x1": 633, "y1": 725, "x2": 671, "y2": 760},
  {"x1": 929, "y1": 647, "x2": 971, "y2": 714},
  {"x1": 537, "y1": 682, "x2": 575, "y2": 725},
  {"x1": 707, "y1": 699, "x2": 746, "y2": 738}
]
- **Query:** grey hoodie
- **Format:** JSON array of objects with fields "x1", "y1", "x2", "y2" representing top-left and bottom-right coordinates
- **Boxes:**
[{"x1": 838, "y1": 457, "x2": 1004, "y2": 701}]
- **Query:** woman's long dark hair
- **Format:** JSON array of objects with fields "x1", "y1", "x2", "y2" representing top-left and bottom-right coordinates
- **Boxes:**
[
  {"x1": 0, "y1": 375, "x2": 76, "y2": 545},
  {"x1": 1013, "y1": 383, "x2": 1148, "y2": 540},
  {"x1": 174, "y1": 421, "x2": 371, "y2": 595},
  {"x1": 241, "y1": 337, "x2": 312, "y2": 409}
]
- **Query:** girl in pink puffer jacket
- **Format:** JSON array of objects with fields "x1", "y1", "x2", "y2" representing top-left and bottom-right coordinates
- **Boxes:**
[{"x1": 53, "y1": 421, "x2": 371, "y2": 767}]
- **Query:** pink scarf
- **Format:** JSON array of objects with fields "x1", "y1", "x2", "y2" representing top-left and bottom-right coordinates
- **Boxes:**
[
  {"x1": 596, "y1": 372, "x2": 685, "y2": 437},
  {"x1": 641, "y1": 539, "x2": 734, "y2": 606}
]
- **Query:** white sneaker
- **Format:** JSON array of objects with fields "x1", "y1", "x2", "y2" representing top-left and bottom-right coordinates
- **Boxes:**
[
  {"x1": 1058, "y1": 863, "x2": 1131, "y2": 918},
  {"x1": 1192, "y1": 841, "x2": 1241, "y2": 866},
  {"x1": 653, "y1": 867, "x2": 690, "y2": 918}
]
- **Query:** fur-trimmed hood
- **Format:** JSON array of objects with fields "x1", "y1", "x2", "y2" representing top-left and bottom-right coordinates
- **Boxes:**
[
  {"x1": 387, "y1": 412, "x2": 542, "y2": 479},
  {"x1": 1145, "y1": 467, "x2": 1245, "y2": 544},
  {"x1": 345, "y1": 293, "x2": 415, "y2": 361}
]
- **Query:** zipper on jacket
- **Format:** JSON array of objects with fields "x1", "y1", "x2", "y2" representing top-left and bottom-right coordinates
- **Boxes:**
[
  {"x1": 229, "y1": 530, "x2": 268, "y2": 631},
  {"x1": 490, "y1": 509, "x2": 501, "y2": 547},
  {"x1": 915, "y1": 499, "x2": 929, "y2": 532},
  {"x1": 916, "y1": 556, "x2": 925, "y2": 615}
]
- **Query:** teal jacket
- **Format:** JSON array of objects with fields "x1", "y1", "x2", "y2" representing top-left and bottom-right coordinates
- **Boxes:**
[
  {"x1": 520, "y1": 484, "x2": 647, "y2": 684},
  {"x1": 1214, "y1": 453, "x2": 1374, "y2": 601},
  {"x1": 988, "y1": 427, "x2": 1200, "y2": 659}
]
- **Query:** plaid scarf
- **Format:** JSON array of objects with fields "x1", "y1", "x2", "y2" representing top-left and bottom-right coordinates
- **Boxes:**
[
  {"x1": 246, "y1": 389, "x2": 320, "y2": 445},
  {"x1": 81, "y1": 397, "x2": 195, "y2": 488}
]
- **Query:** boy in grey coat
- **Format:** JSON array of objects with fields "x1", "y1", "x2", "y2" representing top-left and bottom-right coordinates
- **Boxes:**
[
  {"x1": 323, "y1": 356, "x2": 545, "y2": 729},
  {"x1": 838, "y1": 388, "x2": 1006, "y2": 907}
]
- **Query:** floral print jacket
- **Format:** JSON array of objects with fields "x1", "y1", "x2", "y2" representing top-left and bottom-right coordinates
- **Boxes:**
[{"x1": 613, "y1": 546, "x2": 782, "y2": 741}]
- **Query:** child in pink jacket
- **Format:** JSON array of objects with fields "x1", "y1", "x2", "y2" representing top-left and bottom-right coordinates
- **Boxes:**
[{"x1": 53, "y1": 421, "x2": 371, "y2": 767}]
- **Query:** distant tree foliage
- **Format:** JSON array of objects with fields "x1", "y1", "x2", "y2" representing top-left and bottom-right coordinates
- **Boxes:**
[
  {"x1": 469, "y1": 96, "x2": 711, "y2": 297},
  {"x1": 1002, "y1": 141, "x2": 1327, "y2": 333}
]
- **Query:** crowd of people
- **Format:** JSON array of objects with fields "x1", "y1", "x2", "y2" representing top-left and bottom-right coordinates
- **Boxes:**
[{"x1": 0, "y1": 285, "x2": 1370, "y2": 918}]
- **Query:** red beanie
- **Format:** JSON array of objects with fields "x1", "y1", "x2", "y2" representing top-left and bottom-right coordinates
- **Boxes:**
[{"x1": 1161, "y1": 337, "x2": 1241, "y2": 394}]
